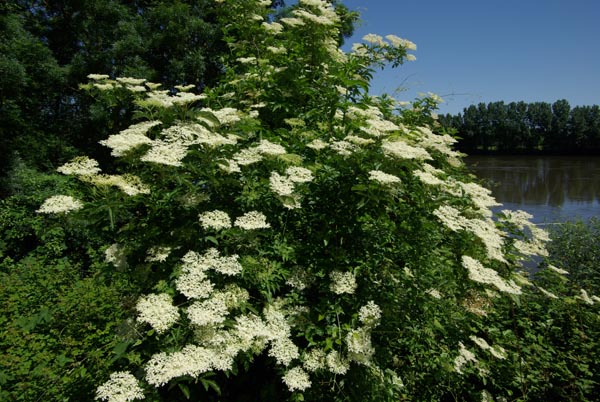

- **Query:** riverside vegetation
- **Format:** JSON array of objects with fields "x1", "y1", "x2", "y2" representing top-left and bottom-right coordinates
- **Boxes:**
[{"x1": 0, "y1": 0, "x2": 599, "y2": 401}]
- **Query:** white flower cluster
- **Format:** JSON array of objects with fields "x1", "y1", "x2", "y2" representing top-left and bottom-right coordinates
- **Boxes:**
[
  {"x1": 325, "y1": 350, "x2": 349, "y2": 374},
  {"x1": 142, "y1": 89, "x2": 206, "y2": 108},
  {"x1": 270, "y1": 172, "x2": 295, "y2": 197},
  {"x1": 384, "y1": 34, "x2": 417, "y2": 51},
  {"x1": 234, "y1": 211, "x2": 271, "y2": 229},
  {"x1": 360, "y1": 118, "x2": 401, "y2": 137},
  {"x1": 86, "y1": 174, "x2": 151, "y2": 196},
  {"x1": 99, "y1": 121, "x2": 160, "y2": 157},
  {"x1": 187, "y1": 296, "x2": 229, "y2": 326},
  {"x1": 499, "y1": 209, "x2": 550, "y2": 259},
  {"x1": 368, "y1": 170, "x2": 401, "y2": 185},
  {"x1": 454, "y1": 342, "x2": 477, "y2": 374},
  {"x1": 547, "y1": 264, "x2": 569, "y2": 275},
  {"x1": 282, "y1": 366, "x2": 311, "y2": 391},
  {"x1": 344, "y1": 135, "x2": 375, "y2": 146},
  {"x1": 36, "y1": 195, "x2": 83, "y2": 214},
  {"x1": 306, "y1": 138, "x2": 328, "y2": 150},
  {"x1": 330, "y1": 140, "x2": 356, "y2": 156},
  {"x1": 579, "y1": 289, "x2": 597, "y2": 305},
  {"x1": 145, "y1": 345, "x2": 218, "y2": 386},
  {"x1": 358, "y1": 301, "x2": 382, "y2": 327},
  {"x1": 262, "y1": 21, "x2": 284, "y2": 34},
  {"x1": 536, "y1": 286, "x2": 559, "y2": 299},
  {"x1": 105, "y1": 243, "x2": 128, "y2": 269},
  {"x1": 256, "y1": 139, "x2": 287, "y2": 156},
  {"x1": 200, "y1": 107, "x2": 243, "y2": 126},
  {"x1": 57, "y1": 156, "x2": 102, "y2": 176},
  {"x1": 88, "y1": 73, "x2": 110, "y2": 81},
  {"x1": 233, "y1": 147, "x2": 263, "y2": 166},
  {"x1": 382, "y1": 140, "x2": 432, "y2": 160},
  {"x1": 145, "y1": 246, "x2": 172, "y2": 263},
  {"x1": 329, "y1": 271, "x2": 357, "y2": 294},
  {"x1": 346, "y1": 327, "x2": 375, "y2": 365},
  {"x1": 140, "y1": 141, "x2": 188, "y2": 166},
  {"x1": 136, "y1": 293, "x2": 180, "y2": 333},
  {"x1": 458, "y1": 181, "x2": 502, "y2": 213},
  {"x1": 469, "y1": 335, "x2": 506, "y2": 359},
  {"x1": 426, "y1": 288, "x2": 442, "y2": 299},
  {"x1": 95, "y1": 371, "x2": 144, "y2": 402},
  {"x1": 302, "y1": 348, "x2": 326, "y2": 372},
  {"x1": 199, "y1": 210, "x2": 232, "y2": 230},
  {"x1": 269, "y1": 167, "x2": 313, "y2": 209},
  {"x1": 433, "y1": 205, "x2": 506, "y2": 262},
  {"x1": 461, "y1": 256, "x2": 522, "y2": 295},
  {"x1": 176, "y1": 248, "x2": 242, "y2": 299},
  {"x1": 292, "y1": 7, "x2": 338, "y2": 26},
  {"x1": 413, "y1": 169, "x2": 444, "y2": 187},
  {"x1": 414, "y1": 126, "x2": 460, "y2": 159}
]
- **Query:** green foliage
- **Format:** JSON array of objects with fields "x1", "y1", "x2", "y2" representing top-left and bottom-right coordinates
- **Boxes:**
[
  {"x1": 547, "y1": 218, "x2": 600, "y2": 294},
  {"x1": 0, "y1": 163, "x2": 138, "y2": 400},
  {"x1": 0, "y1": 1, "x2": 232, "y2": 194}
]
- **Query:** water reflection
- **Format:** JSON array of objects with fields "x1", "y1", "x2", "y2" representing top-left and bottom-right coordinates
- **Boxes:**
[{"x1": 466, "y1": 156, "x2": 600, "y2": 224}]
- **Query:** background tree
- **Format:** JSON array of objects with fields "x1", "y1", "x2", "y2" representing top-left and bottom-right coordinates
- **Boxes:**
[{"x1": 440, "y1": 98, "x2": 599, "y2": 154}]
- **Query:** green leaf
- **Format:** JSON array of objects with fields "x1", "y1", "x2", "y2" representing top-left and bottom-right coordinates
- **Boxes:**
[
  {"x1": 178, "y1": 383, "x2": 191, "y2": 399},
  {"x1": 200, "y1": 378, "x2": 221, "y2": 395}
]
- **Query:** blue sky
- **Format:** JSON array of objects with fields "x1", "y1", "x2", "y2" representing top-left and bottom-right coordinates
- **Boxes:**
[{"x1": 341, "y1": 0, "x2": 600, "y2": 115}]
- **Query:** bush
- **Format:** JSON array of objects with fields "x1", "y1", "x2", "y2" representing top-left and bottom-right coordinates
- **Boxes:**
[{"x1": 13, "y1": 1, "x2": 600, "y2": 401}]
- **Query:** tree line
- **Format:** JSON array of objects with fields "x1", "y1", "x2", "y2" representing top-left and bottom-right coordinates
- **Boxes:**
[{"x1": 438, "y1": 100, "x2": 600, "y2": 154}]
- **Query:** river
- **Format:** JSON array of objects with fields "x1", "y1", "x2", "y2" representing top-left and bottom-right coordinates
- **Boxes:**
[{"x1": 465, "y1": 155, "x2": 600, "y2": 225}]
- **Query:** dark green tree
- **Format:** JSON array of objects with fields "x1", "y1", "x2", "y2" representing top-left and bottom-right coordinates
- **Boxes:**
[
  {"x1": 526, "y1": 101, "x2": 553, "y2": 150},
  {"x1": 548, "y1": 99, "x2": 571, "y2": 152},
  {"x1": 1, "y1": 0, "x2": 229, "y2": 196}
]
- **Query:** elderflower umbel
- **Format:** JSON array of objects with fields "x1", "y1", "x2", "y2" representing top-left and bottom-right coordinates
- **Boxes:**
[
  {"x1": 145, "y1": 345, "x2": 216, "y2": 387},
  {"x1": 105, "y1": 243, "x2": 128, "y2": 269},
  {"x1": 302, "y1": 348, "x2": 326, "y2": 372},
  {"x1": 306, "y1": 138, "x2": 328, "y2": 150},
  {"x1": 86, "y1": 174, "x2": 150, "y2": 196},
  {"x1": 187, "y1": 296, "x2": 229, "y2": 326},
  {"x1": 382, "y1": 140, "x2": 432, "y2": 160},
  {"x1": 234, "y1": 211, "x2": 271, "y2": 230},
  {"x1": 36, "y1": 195, "x2": 83, "y2": 214},
  {"x1": 461, "y1": 256, "x2": 522, "y2": 295},
  {"x1": 269, "y1": 337, "x2": 300, "y2": 366},
  {"x1": 358, "y1": 301, "x2": 381, "y2": 327},
  {"x1": 270, "y1": 172, "x2": 295, "y2": 196},
  {"x1": 88, "y1": 73, "x2": 110, "y2": 80},
  {"x1": 136, "y1": 293, "x2": 180, "y2": 333},
  {"x1": 145, "y1": 246, "x2": 171, "y2": 263},
  {"x1": 580, "y1": 289, "x2": 595, "y2": 305},
  {"x1": 454, "y1": 342, "x2": 477, "y2": 374},
  {"x1": 547, "y1": 264, "x2": 569, "y2": 275},
  {"x1": 282, "y1": 366, "x2": 311, "y2": 391},
  {"x1": 262, "y1": 21, "x2": 284, "y2": 34},
  {"x1": 198, "y1": 210, "x2": 232, "y2": 231},
  {"x1": 369, "y1": 170, "x2": 401, "y2": 185},
  {"x1": 346, "y1": 327, "x2": 375, "y2": 364},
  {"x1": 95, "y1": 371, "x2": 144, "y2": 402},
  {"x1": 256, "y1": 139, "x2": 287, "y2": 155},
  {"x1": 99, "y1": 121, "x2": 160, "y2": 156},
  {"x1": 325, "y1": 350, "x2": 349, "y2": 374},
  {"x1": 329, "y1": 271, "x2": 357, "y2": 294},
  {"x1": 537, "y1": 286, "x2": 559, "y2": 299},
  {"x1": 286, "y1": 166, "x2": 314, "y2": 183},
  {"x1": 57, "y1": 156, "x2": 101, "y2": 176},
  {"x1": 140, "y1": 141, "x2": 188, "y2": 166}
]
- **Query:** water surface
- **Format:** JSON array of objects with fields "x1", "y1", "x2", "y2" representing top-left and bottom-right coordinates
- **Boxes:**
[{"x1": 465, "y1": 155, "x2": 600, "y2": 225}]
